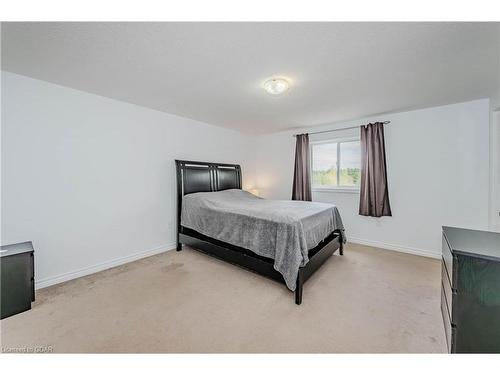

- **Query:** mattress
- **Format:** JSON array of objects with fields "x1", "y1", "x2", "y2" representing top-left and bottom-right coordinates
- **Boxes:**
[{"x1": 180, "y1": 189, "x2": 345, "y2": 290}]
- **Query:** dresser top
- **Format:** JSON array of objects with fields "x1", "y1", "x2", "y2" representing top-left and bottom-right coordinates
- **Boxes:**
[
  {"x1": 443, "y1": 226, "x2": 500, "y2": 260},
  {"x1": 0, "y1": 241, "x2": 34, "y2": 257}
]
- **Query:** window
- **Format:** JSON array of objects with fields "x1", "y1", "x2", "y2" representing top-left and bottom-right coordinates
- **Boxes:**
[{"x1": 311, "y1": 138, "x2": 361, "y2": 190}]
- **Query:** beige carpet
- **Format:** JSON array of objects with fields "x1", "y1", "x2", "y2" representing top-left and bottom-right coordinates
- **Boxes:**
[{"x1": 0, "y1": 243, "x2": 446, "y2": 353}]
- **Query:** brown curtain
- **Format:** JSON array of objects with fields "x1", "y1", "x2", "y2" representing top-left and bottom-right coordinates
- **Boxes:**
[
  {"x1": 292, "y1": 133, "x2": 312, "y2": 201},
  {"x1": 359, "y1": 123, "x2": 392, "y2": 217}
]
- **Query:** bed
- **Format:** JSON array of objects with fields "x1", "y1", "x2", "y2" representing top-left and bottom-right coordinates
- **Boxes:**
[{"x1": 175, "y1": 160, "x2": 345, "y2": 305}]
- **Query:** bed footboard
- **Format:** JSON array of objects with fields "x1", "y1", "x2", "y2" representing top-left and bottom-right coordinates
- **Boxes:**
[
  {"x1": 295, "y1": 230, "x2": 343, "y2": 305},
  {"x1": 180, "y1": 226, "x2": 343, "y2": 305}
]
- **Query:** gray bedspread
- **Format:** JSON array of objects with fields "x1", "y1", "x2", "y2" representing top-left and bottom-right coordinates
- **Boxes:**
[{"x1": 181, "y1": 189, "x2": 345, "y2": 291}]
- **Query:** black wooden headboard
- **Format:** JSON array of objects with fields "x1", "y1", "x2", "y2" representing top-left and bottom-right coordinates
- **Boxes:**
[
  {"x1": 175, "y1": 160, "x2": 242, "y2": 196},
  {"x1": 175, "y1": 160, "x2": 242, "y2": 248}
]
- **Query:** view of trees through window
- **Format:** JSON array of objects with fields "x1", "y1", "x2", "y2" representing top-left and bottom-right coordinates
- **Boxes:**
[{"x1": 311, "y1": 140, "x2": 361, "y2": 187}]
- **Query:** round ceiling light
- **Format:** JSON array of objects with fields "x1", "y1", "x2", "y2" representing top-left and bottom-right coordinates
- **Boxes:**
[{"x1": 263, "y1": 77, "x2": 290, "y2": 95}]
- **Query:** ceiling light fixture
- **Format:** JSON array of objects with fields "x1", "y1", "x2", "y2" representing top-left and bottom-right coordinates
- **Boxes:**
[{"x1": 263, "y1": 77, "x2": 290, "y2": 95}]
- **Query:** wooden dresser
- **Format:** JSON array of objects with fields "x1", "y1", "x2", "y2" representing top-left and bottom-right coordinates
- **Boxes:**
[{"x1": 441, "y1": 226, "x2": 500, "y2": 353}]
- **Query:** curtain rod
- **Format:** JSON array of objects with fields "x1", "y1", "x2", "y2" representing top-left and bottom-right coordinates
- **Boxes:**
[{"x1": 292, "y1": 120, "x2": 391, "y2": 137}]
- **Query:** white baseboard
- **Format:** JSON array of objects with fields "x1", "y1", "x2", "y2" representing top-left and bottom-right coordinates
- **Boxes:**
[
  {"x1": 35, "y1": 237, "x2": 439, "y2": 289},
  {"x1": 348, "y1": 237, "x2": 441, "y2": 259},
  {"x1": 35, "y1": 242, "x2": 177, "y2": 289}
]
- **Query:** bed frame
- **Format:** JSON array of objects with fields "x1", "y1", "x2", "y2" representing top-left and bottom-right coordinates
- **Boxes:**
[{"x1": 175, "y1": 159, "x2": 343, "y2": 305}]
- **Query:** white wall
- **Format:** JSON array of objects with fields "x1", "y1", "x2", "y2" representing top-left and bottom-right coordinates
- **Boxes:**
[
  {"x1": 491, "y1": 106, "x2": 500, "y2": 231},
  {"x1": 490, "y1": 24, "x2": 500, "y2": 230},
  {"x1": 255, "y1": 99, "x2": 491, "y2": 258},
  {"x1": 1, "y1": 72, "x2": 256, "y2": 288},
  {"x1": 1, "y1": 71, "x2": 494, "y2": 288}
]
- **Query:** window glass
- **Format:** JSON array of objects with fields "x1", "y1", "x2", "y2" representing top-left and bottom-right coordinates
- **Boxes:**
[
  {"x1": 312, "y1": 143, "x2": 338, "y2": 187},
  {"x1": 311, "y1": 139, "x2": 361, "y2": 188},
  {"x1": 339, "y1": 141, "x2": 361, "y2": 187}
]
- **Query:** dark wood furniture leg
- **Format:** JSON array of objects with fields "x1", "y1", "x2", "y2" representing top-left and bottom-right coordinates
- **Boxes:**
[
  {"x1": 295, "y1": 270, "x2": 303, "y2": 305},
  {"x1": 175, "y1": 160, "x2": 182, "y2": 252}
]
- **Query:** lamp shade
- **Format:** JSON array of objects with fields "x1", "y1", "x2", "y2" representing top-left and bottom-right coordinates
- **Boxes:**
[{"x1": 249, "y1": 188, "x2": 259, "y2": 196}]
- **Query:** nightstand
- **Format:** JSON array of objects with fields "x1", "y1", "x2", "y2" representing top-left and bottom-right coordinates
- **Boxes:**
[{"x1": 1, "y1": 241, "x2": 35, "y2": 319}]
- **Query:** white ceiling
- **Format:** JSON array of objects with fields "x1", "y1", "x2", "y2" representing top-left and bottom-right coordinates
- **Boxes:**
[{"x1": 2, "y1": 22, "x2": 498, "y2": 134}]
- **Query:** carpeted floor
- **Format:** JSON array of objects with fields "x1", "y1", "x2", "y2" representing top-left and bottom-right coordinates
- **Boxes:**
[{"x1": 0, "y1": 243, "x2": 446, "y2": 353}]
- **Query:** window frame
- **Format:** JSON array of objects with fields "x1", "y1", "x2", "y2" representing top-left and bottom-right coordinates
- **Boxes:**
[{"x1": 310, "y1": 135, "x2": 361, "y2": 194}]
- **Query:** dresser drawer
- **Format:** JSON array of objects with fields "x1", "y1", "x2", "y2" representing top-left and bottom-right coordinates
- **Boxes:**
[
  {"x1": 442, "y1": 234, "x2": 455, "y2": 287},
  {"x1": 441, "y1": 284, "x2": 455, "y2": 352},
  {"x1": 441, "y1": 259, "x2": 454, "y2": 320}
]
